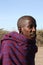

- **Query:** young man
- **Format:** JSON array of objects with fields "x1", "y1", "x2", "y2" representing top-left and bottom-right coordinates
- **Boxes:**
[{"x1": 1, "y1": 15, "x2": 38, "y2": 65}]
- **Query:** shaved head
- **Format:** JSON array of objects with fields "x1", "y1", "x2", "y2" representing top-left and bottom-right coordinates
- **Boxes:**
[{"x1": 17, "y1": 15, "x2": 36, "y2": 29}]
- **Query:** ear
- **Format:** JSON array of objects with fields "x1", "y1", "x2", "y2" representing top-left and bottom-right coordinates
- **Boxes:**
[
  {"x1": 18, "y1": 27, "x2": 22, "y2": 33},
  {"x1": 18, "y1": 27, "x2": 23, "y2": 34}
]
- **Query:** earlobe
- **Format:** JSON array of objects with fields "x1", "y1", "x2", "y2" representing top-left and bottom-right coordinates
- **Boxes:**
[
  {"x1": 18, "y1": 27, "x2": 22, "y2": 33},
  {"x1": 18, "y1": 27, "x2": 24, "y2": 34},
  {"x1": 21, "y1": 27, "x2": 24, "y2": 32},
  {"x1": 20, "y1": 27, "x2": 24, "y2": 34}
]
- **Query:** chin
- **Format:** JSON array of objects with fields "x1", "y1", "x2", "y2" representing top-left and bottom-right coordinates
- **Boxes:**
[{"x1": 31, "y1": 36, "x2": 36, "y2": 40}]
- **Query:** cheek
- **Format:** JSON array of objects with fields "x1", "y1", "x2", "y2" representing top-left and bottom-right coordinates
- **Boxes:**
[
  {"x1": 25, "y1": 28, "x2": 31, "y2": 33},
  {"x1": 22, "y1": 27, "x2": 32, "y2": 35},
  {"x1": 22, "y1": 28, "x2": 27, "y2": 34},
  {"x1": 24, "y1": 28, "x2": 31, "y2": 34}
]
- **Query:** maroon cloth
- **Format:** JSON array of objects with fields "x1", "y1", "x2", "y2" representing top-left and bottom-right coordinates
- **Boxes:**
[{"x1": 1, "y1": 32, "x2": 38, "y2": 65}]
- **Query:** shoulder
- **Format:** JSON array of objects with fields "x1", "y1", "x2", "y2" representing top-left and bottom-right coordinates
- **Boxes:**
[
  {"x1": 1, "y1": 32, "x2": 17, "y2": 51},
  {"x1": 1, "y1": 31, "x2": 18, "y2": 46}
]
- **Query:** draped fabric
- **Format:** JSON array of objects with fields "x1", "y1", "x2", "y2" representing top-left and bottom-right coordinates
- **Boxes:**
[{"x1": 1, "y1": 32, "x2": 38, "y2": 65}]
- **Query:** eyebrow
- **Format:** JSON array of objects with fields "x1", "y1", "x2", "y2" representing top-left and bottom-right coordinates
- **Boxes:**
[{"x1": 28, "y1": 23, "x2": 37, "y2": 27}]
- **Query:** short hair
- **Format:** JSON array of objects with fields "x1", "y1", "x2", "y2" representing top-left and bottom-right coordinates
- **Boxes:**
[{"x1": 17, "y1": 15, "x2": 36, "y2": 28}]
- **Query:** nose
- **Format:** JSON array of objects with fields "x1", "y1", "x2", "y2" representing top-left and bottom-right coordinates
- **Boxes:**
[{"x1": 32, "y1": 27, "x2": 36, "y2": 32}]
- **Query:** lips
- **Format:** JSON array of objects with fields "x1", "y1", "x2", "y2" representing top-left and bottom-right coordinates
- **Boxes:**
[{"x1": 30, "y1": 33, "x2": 36, "y2": 38}]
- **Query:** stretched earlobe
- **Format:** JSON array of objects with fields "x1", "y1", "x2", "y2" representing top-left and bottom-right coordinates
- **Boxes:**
[
  {"x1": 18, "y1": 27, "x2": 22, "y2": 33},
  {"x1": 18, "y1": 27, "x2": 23, "y2": 34}
]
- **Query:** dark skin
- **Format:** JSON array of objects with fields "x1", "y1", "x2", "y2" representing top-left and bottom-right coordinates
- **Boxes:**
[
  {"x1": 18, "y1": 16, "x2": 37, "y2": 65},
  {"x1": 19, "y1": 18, "x2": 37, "y2": 40}
]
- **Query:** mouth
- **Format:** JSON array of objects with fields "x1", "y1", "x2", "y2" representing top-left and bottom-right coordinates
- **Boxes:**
[{"x1": 30, "y1": 34, "x2": 36, "y2": 38}]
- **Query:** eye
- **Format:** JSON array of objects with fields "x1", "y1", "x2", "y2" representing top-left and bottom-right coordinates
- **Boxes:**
[
  {"x1": 29, "y1": 25, "x2": 33, "y2": 28},
  {"x1": 27, "y1": 25, "x2": 33, "y2": 29},
  {"x1": 27, "y1": 24, "x2": 37, "y2": 29}
]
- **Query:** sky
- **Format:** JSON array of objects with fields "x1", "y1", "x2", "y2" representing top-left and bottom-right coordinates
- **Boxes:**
[{"x1": 0, "y1": 0, "x2": 43, "y2": 32}]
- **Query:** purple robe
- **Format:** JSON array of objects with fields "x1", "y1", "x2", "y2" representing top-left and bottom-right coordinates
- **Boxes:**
[{"x1": 1, "y1": 32, "x2": 38, "y2": 65}]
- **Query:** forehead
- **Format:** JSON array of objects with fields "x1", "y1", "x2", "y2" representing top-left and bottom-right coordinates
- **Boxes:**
[{"x1": 23, "y1": 19, "x2": 36, "y2": 26}]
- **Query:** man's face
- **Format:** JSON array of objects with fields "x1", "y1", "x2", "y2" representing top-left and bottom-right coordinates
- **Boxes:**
[{"x1": 21, "y1": 19, "x2": 37, "y2": 40}]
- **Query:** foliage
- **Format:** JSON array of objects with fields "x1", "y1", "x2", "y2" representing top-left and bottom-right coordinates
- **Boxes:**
[
  {"x1": 0, "y1": 29, "x2": 9, "y2": 41},
  {"x1": 36, "y1": 30, "x2": 43, "y2": 46}
]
